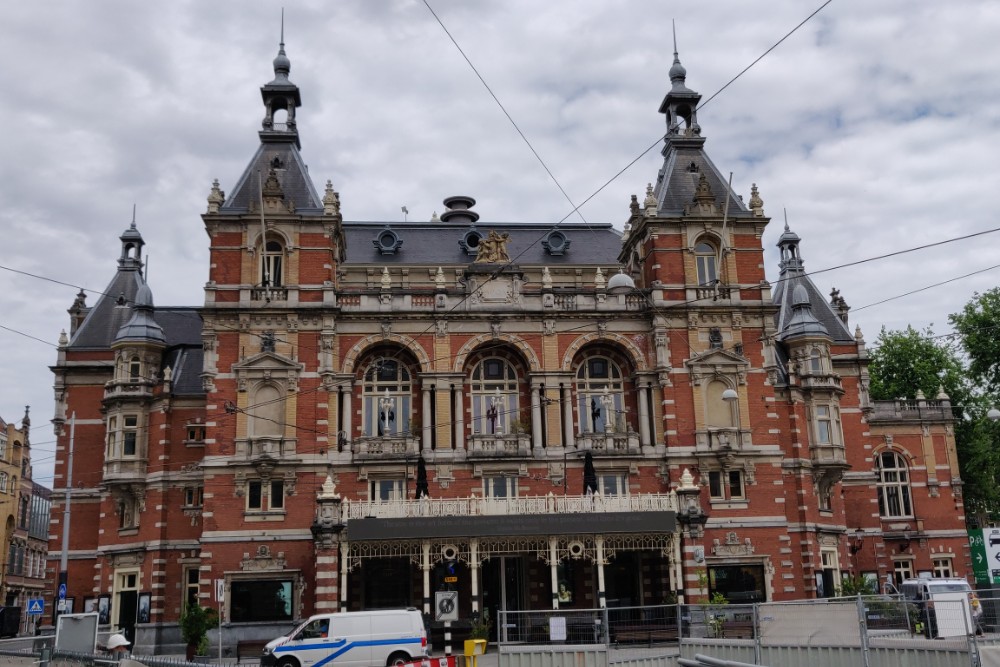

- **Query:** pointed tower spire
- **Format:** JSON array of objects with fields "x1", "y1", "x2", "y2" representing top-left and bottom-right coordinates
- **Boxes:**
[
  {"x1": 260, "y1": 13, "x2": 302, "y2": 148},
  {"x1": 776, "y1": 212, "x2": 804, "y2": 275},
  {"x1": 659, "y1": 21, "x2": 701, "y2": 138}
]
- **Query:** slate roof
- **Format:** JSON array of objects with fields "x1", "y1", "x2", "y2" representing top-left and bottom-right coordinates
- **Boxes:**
[
  {"x1": 341, "y1": 221, "x2": 624, "y2": 266},
  {"x1": 220, "y1": 142, "x2": 323, "y2": 213},
  {"x1": 655, "y1": 142, "x2": 749, "y2": 217},
  {"x1": 772, "y1": 237, "x2": 854, "y2": 345}
]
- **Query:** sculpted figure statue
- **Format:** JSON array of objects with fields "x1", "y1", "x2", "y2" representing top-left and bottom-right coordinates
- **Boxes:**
[{"x1": 475, "y1": 229, "x2": 511, "y2": 263}]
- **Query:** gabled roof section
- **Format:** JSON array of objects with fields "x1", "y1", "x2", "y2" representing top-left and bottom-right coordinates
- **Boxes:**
[{"x1": 220, "y1": 144, "x2": 322, "y2": 213}]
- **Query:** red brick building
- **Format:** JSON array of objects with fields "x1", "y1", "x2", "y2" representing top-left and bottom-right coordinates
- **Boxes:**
[{"x1": 47, "y1": 42, "x2": 971, "y2": 652}]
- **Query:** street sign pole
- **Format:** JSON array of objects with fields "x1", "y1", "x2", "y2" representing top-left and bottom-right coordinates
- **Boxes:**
[{"x1": 58, "y1": 413, "x2": 76, "y2": 616}]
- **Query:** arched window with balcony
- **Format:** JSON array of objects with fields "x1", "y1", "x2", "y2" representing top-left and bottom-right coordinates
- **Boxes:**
[
  {"x1": 694, "y1": 240, "x2": 718, "y2": 287},
  {"x1": 576, "y1": 356, "x2": 625, "y2": 433},
  {"x1": 262, "y1": 239, "x2": 284, "y2": 288},
  {"x1": 362, "y1": 359, "x2": 412, "y2": 437},
  {"x1": 876, "y1": 451, "x2": 912, "y2": 518},
  {"x1": 470, "y1": 358, "x2": 520, "y2": 435}
]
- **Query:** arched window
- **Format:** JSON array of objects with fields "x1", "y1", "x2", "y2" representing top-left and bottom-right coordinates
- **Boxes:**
[
  {"x1": 694, "y1": 241, "x2": 718, "y2": 287},
  {"x1": 362, "y1": 359, "x2": 411, "y2": 437},
  {"x1": 876, "y1": 451, "x2": 912, "y2": 518},
  {"x1": 262, "y1": 239, "x2": 284, "y2": 287},
  {"x1": 576, "y1": 356, "x2": 625, "y2": 433},
  {"x1": 129, "y1": 356, "x2": 141, "y2": 381},
  {"x1": 0, "y1": 473, "x2": 6, "y2": 493},
  {"x1": 470, "y1": 358, "x2": 519, "y2": 435}
]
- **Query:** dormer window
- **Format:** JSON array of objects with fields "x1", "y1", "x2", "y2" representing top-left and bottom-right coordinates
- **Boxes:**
[{"x1": 129, "y1": 357, "x2": 141, "y2": 381}]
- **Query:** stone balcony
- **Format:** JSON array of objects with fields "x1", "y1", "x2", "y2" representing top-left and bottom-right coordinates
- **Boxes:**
[
  {"x1": 574, "y1": 431, "x2": 641, "y2": 455},
  {"x1": 467, "y1": 433, "x2": 531, "y2": 458},
  {"x1": 103, "y1": 457, "x2": 148, "y2": 483},
  {"x1": 868, "y1": 399, "x2": 954, "y2": 422},
  {"x1": 341, "y1": 491, "x2": 678, "y2": 521},
  {"x1": 694, "y1": 427, "x2": 752, "y2": 453},
  {"x1": 103, "y1": 379, "x2": 155, "y2": 399},
  {"x1": 352, "y1": 435, "x2": 420, "y2": 460}
]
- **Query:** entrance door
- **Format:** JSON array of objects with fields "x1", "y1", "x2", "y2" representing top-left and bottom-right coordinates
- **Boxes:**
[
  {"x1": 604, "y1": 553, "x2": 641, "y2": 608},
  {"x1": 482, "y1": 557, "x2": 525, "y2": 642},
  {"x1": 114, "y1": 570, "x2": 140, "y2": 645}
]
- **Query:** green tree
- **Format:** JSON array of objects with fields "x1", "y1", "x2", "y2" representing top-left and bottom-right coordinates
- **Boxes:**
[
  {"x1": 950, "y1": 287, "x2": 1000, "y2": 391},
  {"x1": 867, "y1": 326, "x2": 967, "y2": 404}
]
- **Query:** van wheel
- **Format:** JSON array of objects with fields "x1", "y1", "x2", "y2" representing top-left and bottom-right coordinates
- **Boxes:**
[
  {"x1": 278, "y1": 658, "x2": 300, "y2": 667},
  {"x1": 387, "y1": 651, "x2": 411, "y2": 667}
]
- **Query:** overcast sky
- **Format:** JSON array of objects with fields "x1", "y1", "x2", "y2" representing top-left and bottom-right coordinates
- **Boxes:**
[{"x1": 2, "y1": 1, "x2": 999, "y2": 488}]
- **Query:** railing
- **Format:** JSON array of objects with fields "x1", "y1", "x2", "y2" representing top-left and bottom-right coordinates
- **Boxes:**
[
  {"x1": 342, "y1": 492, "x2": 678, "y2": 520},
  {"x1": 411, "y1": 294, "x2": 436, "y2": 307},
  {"x1": 467, "y1": 433, "x2": 531, "y2": 457},
  {"x1": 553, "y1": 294, "x2": 578, "y2": 310},
  {"x1": 103, "y1": 458, "x2": 147, "y2": 480},
  {"x1": 251, "y1": 287, "x2": 288, "y2": 301},
  {"x1": 694, "y1": 428, "x2": 750, "y2": 452},
  {"x1": 575, "y1": 431, "x2": 641, "y2": 455},
  {"x1": 352, "y1": 435, "x2": 419, "y2": 459},
  {"x1": 869, "y1": 399, "x2": 955, "y2": 421}
]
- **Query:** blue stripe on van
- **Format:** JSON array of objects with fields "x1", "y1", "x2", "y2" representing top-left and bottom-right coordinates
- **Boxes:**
[{"x1": 273, "y1": 637, "x2": 423, "y2": 667}]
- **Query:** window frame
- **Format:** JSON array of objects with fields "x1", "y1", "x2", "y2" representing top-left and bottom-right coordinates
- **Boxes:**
[
  {"x1": 369, "y1": 478, "x2": 405, "y2": 503},
  {"x1": 245, "y1": 479, "x2": 286, "y2": 513},
  {"x1": 708, "y1": 469, "x2": 746, "y2": 501},
  {"x1": 262, "y1": 239, "x2": 284, "y2": 288},
  {"x1": 361, "y1": 359, "x2": 412, "y2": 437},
  {"x1": 876, "y1": 451, "x2": 913, "y2": 519},
  {"x1": 470, "y1": 357, "x2": 520, "y2": 435},
  {"x1": 933, "y1": 558, "x2": 953, "y2": 579},
  {"x1": 575, "y1": 356, "x2": 626, "y2": 433},
  {"x1": 694, "y1": 241, "x2": 718, "y2": 287},
  {"x1": 483, "y1": 475, "x2": 518, "y2": 499}
]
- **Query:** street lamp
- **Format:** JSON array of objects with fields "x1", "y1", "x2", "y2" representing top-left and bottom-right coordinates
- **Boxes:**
[{"x1": 849, "y1": 528, "x2": 865, "y2": 555}]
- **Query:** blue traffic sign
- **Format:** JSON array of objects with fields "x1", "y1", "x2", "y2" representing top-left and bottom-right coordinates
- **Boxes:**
[
  {"x1": 58, "y1": 583, "x2": 67, "y2": 600},
  {"x1": 27, "y1": 599, "x2": 44, "y2": 615}
]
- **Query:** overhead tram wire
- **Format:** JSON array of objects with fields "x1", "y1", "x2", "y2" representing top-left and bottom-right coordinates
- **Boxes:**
[
  {"x1": 9, "y1": 220, "x2": 1000, "y2": 421},
  {"x1": 2, "y1": 0, "x2": 838, "y2": 406},
  {"x1": 421, "y1": 0, "x2": 588, "y2": 226}
]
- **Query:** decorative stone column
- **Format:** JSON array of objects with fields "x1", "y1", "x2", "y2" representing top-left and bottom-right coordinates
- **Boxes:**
[
  {"x1": 310, "y1": 475, "x2": 345, "y2": 612},
  {"x1": 422, "y1": 386, "x2": 432, "y2": 451},
  {"x1": 453, "y1": 383, "x2": 465, "y2": 451},
  {"x1": 531, "y1": 385, "x2": 543, "y2": 450}
]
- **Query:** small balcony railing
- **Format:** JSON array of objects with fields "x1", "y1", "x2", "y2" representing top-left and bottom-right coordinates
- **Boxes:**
[
  {"x1": 103, "y1": 458, "x2": 147, "y2": 482},
  {"x1": 574, "y1": 431, "x2": 641, "y2": 455},
  {"x1": 251, "y1": 287, "x2": 288, "y2": 301},
  {"x1": 467, "y1": 433, "x2": 531, "y2": 458},
  {"x1": 353, "y1": 436, "x2": 420, "y2": 459},
  {"x1": 695, "y1": 428, "x2": 751, "y2": 452}
]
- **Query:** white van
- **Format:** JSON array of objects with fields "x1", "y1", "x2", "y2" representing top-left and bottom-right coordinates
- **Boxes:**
[
  {"x1": 899, "y1": 577, "x2": 983, "y2": 638},
  {"x1": 262, "y1": 609, "x2": 427, "y2": 667}
]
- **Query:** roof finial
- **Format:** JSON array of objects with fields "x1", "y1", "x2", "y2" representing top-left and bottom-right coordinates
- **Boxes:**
[
  {"x1": 783, "y1": 207, "x2": 789, "y2": 232},
  {"x1": 131, "y1": 203, "x2": 137, "y2": 229},
  {"x1": 672, "y1": 19, "x2": 678, "y2": 62},
  {"x1": 281, "y1": 7, "x2": 285, "y2": 46}
]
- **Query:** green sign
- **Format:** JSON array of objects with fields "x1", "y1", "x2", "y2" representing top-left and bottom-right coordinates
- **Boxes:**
[{"x1": 969, "y1": 529, "x2": 989, "y2": 584}]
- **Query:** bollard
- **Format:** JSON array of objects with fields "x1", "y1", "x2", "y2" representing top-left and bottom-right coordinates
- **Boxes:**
[{"x1": 39, "y1": 645, "x2": 50, "y2": 667}]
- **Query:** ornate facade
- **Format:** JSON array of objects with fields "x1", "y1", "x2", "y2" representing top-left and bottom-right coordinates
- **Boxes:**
[{"x1": 47, "y1": 41, "x2": 971, "y2": 653}]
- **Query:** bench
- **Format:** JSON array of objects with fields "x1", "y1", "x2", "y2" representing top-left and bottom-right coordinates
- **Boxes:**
[
  {"x1": 612, "y1": 624, "x2": 679, "y2": 646},
  {"x1": 236, "y1": 639, "x2": 270, "y2": 663},
  {"x1": 721, "y1": 619, "x2": 755, "y2": 639}
]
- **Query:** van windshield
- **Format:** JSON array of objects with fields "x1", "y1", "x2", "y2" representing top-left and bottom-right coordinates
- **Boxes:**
[{"x1": 928, "y1": 583, "x2": 970, "y2": 593}]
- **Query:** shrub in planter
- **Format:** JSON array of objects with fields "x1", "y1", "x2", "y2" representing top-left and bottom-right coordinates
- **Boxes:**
[{"x1": 180, "y1": 605, "x2": 219, "y2": 659}]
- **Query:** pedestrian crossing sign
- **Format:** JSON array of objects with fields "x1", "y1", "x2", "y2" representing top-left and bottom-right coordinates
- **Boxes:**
[{"x1": 27, "y1": 599, "x2": 44, "y2": 615}]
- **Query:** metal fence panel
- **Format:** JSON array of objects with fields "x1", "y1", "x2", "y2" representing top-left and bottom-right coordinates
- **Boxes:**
[
  {"x1": 498, "y1": 609, "x2": 608, "y2": 647},
  {"x1": 758, "y1": 599, "x2": 860, "y2": 647},
  {"x1": 499, "y1": 646, "x2": 609, "y2": 667}
]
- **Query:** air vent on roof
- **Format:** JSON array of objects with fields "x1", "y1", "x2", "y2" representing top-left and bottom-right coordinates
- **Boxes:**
[
  {"x1": 542, "y1": 230, "x2": 571, "y2": 256},
  {"x1": 443, "y1": 196, "x2": 484, "y2": 255},
  {"x1": 373, "y1": 224, "x2": 403, "y2": 255}
]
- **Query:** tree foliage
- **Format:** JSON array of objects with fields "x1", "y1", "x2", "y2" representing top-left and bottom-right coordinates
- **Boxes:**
[
  {"x1": 867, "y1": 326, "x2": 967, "y2": 404},
  {"x1": 951, "y1": 287, "x2": 1000, "y2": 392}
]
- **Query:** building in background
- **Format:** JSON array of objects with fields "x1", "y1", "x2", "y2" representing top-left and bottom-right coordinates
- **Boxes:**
[
  {"x1": 1, "y1": 408, "x2": 51, "y2": 634},
  {"x1": 46, "y1": 41, "x2": 970, "y2": 652}
]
